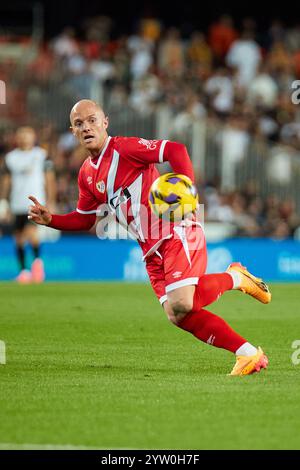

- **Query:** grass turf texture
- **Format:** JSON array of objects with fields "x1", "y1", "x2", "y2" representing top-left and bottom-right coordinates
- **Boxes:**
[{"x1": 0, "y1": 282, "x2": 299, "y2": 450}]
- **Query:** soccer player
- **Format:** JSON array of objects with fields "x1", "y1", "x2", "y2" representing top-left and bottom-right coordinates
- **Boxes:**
[
  {"x1": 1, "y1": 126, "x2": 56, "y2": 283},
  {"x1": 27, "y1": 99, "x2": 271, "y2": 376}
]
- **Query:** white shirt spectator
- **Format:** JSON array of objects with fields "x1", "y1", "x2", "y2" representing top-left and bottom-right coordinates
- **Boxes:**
[
  {"x1": 129, "y1": 74, "x2": 160, "y2": 114},
  {"x1": 51, "y1": 29, "x2": 79, "y2": 59},
  {"x1": 207, "y1": 195, "x2": 235, "y2": 223},
  {"x1": 267, "y1": 145, "x2": 293, "y2": 185},
  {"x1": 247, "y1": 73, "x2": 278, "y2": 107},
  {"x1": 67, "y1": 54, "x2": 87, "y2": 74},
  {"x1": 127, "y1": 35, "x2": 152, "y2": 54},
  {"x1": 220, "y1": 125, "x2": 250, "y2": 190},
  {"x1": 205, "y1": 74, "x2": 234, "y2": 113},
  {"x1": 226, "y1": 39, "x2": 261, "y2": 87},
  {"x1": 259, "y1": 116, "x2": 279, "y2": 137},
  {"x1": 127, "y1": 35, "x2": 154, "y2": 80},
  {"x1": 90, "y1": 59, "x2": 115, "y2": 82},
  {"x1": 130, "y1": 46, "x2": 153, "y2": 80}
]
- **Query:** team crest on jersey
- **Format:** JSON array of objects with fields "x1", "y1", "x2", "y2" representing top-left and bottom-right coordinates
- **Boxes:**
[
  {"x1": 138, "y1": 138, "x2": 158, "y2": 150},
  {"x1": 96, "y1": 180, "x2": 106, "y2": 193}
]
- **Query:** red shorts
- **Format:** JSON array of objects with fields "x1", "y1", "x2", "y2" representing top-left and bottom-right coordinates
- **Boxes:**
[{"x1": 145, "y1": 223, "x2": 207, "y2": 305}]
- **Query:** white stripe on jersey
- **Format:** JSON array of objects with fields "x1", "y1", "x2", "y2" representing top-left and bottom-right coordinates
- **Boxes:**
[
  {"x1": 107, "y1": 149, "x2": 120, "y2": 211},
  {"x1": 173, "y1": 225, "x2": 192, "y2": 267},
  {"x1": 106, "y1": 149, "x2": 145, "y2": 242},
  {"x1": 126, "y1": 173, "x2": 145, "y2": 242},
  {"x1": 89, "y1": 136, "x2": 111, "y2": 169},
  {"x1": 159, "y1": 139, "x2": 168, "y2": 163},
  {"x1": 76, "y1": 208, "x2": 98, "y2": 214},
  {"x1": 165, "y1": 277, "x2": 199, "y2": 293}
]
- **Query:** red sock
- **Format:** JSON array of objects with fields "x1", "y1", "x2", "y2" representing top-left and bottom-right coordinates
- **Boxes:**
[
  {"x1": 177, "y1": 274, "x2": 245, "y2": 353},
  {"x1": 195, "y1": 273, "x2": 233, "y2": 309},
  {"x1": 178, "y1": 308, "x2": 246, "y2": 353}
]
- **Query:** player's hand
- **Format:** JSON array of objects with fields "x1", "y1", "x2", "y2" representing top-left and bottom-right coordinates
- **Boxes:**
[{"x1": 28, "y1": 195, "x2": 52, "y2": 225}]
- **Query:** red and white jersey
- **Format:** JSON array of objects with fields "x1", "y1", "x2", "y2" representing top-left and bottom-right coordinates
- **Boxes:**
[{"x1": 77, "y1": 135, "x2": 170, "y2": 256}]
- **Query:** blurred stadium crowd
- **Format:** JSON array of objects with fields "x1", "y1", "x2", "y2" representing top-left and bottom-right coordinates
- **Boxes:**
[{"x1": 1, "y1": 14, "x2": 300, "y2": 239}]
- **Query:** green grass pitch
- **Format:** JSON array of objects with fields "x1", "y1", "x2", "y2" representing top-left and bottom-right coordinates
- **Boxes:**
[{"x1": 0, "y1": 282, "x2": 299, "y2": 450}]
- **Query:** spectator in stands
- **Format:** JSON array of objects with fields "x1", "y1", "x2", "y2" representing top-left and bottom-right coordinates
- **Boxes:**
[
  {"x1": 1, "y1": 16, "x2": 300, "y2": 240},
  {"x1": 205, "y1": 67, "x2": 234, "y2": 117},
  {"x1": 186, "y1": 31, "x2": 212, "y2": 71},
  {"x1": 51, "y1": 27, "x2": 79, "y2": 60},
  {"x1": 219, "y1": 112, "x2": 250, "y2": 190},
  {"x1": 226, "y1": 29, "x2": 261, "y2": 88},
  {"x1": 208, "y1": 15, "x2": 238, "y2": 62},
  {"x1": 247, "y1": 63, "x2": 278, "y2": 109},
  {"x1": 157, "y1": 28, "x2": 185, "y2": 77}
]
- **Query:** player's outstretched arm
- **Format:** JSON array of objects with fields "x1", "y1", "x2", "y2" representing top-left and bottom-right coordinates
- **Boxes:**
[
  {"x1": 28, "y1": 195, "x2": 52, "y2": 225},
  {"x1": 164, "y1": 142, "x2": 195, "y2": 182},
  {"x1": 28, "y1": 196, "x2": 96, "y2": 231}
]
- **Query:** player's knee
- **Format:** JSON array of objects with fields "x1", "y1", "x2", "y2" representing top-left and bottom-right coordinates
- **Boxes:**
[
  {"x1": 168, "y1": 297, "x2": 193, "y2": 316},
  {"x1": 163, "y1": 301, "x2": 189, "y2": 326},
  {"x1": 168, "y1": 311, "x2": 187, "y2": 326},
  {"x1": 167, "y1": 312, "x2": 178, "y2": 325}
]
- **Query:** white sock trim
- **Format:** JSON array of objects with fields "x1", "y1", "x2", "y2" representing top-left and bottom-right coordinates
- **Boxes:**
[
  {"x1": 229, "y1": 271, "x2": 242, "y2": 289},
  {"x1": 235, "y1": 342, "x2": 258, "y2": 357}
]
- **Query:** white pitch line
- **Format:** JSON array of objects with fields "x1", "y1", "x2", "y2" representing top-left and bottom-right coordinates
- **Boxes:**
[{"x1": 0, "y1": 443, "x2": 132, "y2": 450}]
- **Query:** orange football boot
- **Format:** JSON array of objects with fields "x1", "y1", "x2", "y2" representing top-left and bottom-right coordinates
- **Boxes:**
[
  {"x1": 230, "y1": 347, "x2": 269, "y2": 376},
  {"x1": 227, "y1": 262, "x2": 271, "y2": 304}
]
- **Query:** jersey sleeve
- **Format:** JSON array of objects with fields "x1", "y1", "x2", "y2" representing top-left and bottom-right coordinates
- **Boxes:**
[
  {"x1": 114, "y1": 137, "x2": 169, "y2": 165},
  {"x1": 76, "y1": 166, "x2": 99, "y2": 214}
]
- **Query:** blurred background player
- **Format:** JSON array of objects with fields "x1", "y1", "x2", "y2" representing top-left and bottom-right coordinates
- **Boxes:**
[{"x1": 0, "y1": 126, "x2": 56, "y2": 283}]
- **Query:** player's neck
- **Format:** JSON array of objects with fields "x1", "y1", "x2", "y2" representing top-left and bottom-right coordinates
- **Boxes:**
[{"x1": 90, "y1": 134, "x2": 109, "y2": 158}]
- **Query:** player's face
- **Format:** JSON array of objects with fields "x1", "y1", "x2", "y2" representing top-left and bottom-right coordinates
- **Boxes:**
[
  {"x1": 71, "y1": 106, "x2": 109, "y2": 154},
  {"x1": 16, "y1": 128, "x2": 36, "y2": 150}
]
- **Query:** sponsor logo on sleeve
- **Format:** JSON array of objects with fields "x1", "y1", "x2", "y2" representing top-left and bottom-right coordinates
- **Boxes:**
[{"x1": 138, "y1": 138, "x2": 158, "y2": 150}]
